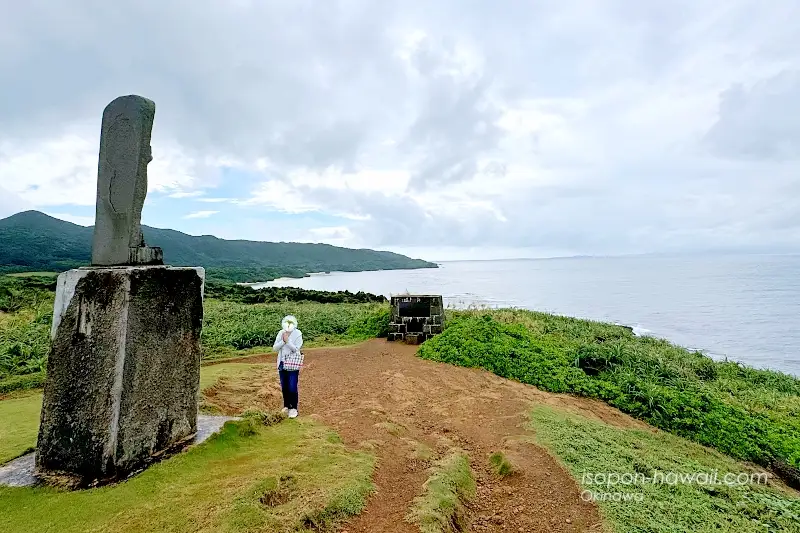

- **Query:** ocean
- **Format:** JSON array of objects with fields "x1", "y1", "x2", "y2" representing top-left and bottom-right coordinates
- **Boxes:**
[{"x1": 256, "y1": 254, "x2": 800, "y2": 377}]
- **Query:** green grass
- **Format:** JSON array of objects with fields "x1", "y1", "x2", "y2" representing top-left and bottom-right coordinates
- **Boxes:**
[
  {"x1": 417, "y1": 311, "x2": 800, "y2": 484},
  {"x1": 6, "y1": 272, "x2": 58, "y2": 278},
  {"x1": 0, "y1": 363, "x2": 270, "y2": 465},
  {"x1": 528, "y1": 406, "x2": 800, "y2": 532},
  {"x1": 201, "y1": 299, "x2": 389, "y2": 359},
  {"x1": 199, "y1": 363, "x2": 264, "y2": 391},
  {"x1": 0, "y1": 390, "x2": 41, "y2": 464},
  {"x1": 0, "y1": 418, "x2": 375, "y2": 533},
  {"x1": 406, "y1": 451, "x2": 476, "y2": 533}
]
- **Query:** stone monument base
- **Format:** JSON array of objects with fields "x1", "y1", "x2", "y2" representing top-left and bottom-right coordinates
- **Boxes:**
[{"x1": 36, "y1": 265, "x2": 205, "y2": 482}]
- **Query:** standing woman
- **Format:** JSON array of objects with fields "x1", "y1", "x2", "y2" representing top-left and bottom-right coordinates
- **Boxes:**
[{"x1": 273, "y1": 315, "x2": 304, "y2": 418}]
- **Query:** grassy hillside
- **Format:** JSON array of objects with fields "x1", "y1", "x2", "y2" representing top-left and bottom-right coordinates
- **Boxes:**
[
  {"x1": 417, "y1": 310, "x2": 800, "y2": 489},
  {"x1": 529, "y1": 406, "x2": 800, "y2": 532},
  {"x1": 0, "y1": 211, "x2": 436, "y2": 283}
]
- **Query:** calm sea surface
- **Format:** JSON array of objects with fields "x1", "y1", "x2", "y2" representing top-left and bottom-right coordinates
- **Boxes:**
[{"x1": 256, "y1": 254, "x2": 800, "y2": 376}]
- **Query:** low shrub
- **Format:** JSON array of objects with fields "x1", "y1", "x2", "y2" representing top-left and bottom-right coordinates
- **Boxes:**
[
  {"x1": 0, "y1": 372, "x2": 46, "y2": 395},
  {"x1": 204, "y1": 282, "x2": 387, "y2": 304}
]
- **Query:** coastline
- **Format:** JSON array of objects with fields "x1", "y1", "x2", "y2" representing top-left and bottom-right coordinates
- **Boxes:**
[
  {"x1": 244, "y1": 263, "x2": 439, "y2": 288},
  {"x1": 246, "y1": 285, "x2": 795, "y2": 379}
]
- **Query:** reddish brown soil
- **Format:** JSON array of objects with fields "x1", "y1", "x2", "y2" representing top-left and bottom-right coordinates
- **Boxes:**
[{"x1": 205, "y1": 339, "x2": 648, "y2": 532}]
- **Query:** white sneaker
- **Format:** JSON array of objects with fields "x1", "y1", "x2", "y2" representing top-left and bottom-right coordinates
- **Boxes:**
[
  {"x1": 281, "y1": 407, "x2": 289, "y2": 415},
  {"x1": 288, "y1": 409, "x2": 298, "y2": 419}
]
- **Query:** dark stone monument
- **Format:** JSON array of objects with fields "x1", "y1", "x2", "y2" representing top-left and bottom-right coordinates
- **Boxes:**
[
  {"x1": 388, "y1": 295, "x2": 444, "y2": 344},
  {"x1": 36, "y1": 95, "x2": 205, "y2": 483}
]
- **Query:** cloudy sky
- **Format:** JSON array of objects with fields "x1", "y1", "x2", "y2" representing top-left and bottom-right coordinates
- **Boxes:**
[{"x1": 1, "y1": 1, "x2": 798, "y2": 261}]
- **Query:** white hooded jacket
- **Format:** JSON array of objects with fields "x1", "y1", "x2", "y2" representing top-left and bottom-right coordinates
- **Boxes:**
[{"x1": 273, "y1": 315, "x2": 304, "y2": 370}]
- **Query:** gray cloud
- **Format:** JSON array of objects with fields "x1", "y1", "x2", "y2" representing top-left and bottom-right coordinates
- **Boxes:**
[
  {"x1": 704, "y1": 71, "x2": 800, "y2": 160},
  {"x1": 2, "y1": 1, "x2": 800, "y2": 257}
]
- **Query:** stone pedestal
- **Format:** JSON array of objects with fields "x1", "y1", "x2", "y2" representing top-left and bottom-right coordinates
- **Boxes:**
[{"x1": 36, "y1": 265, "x2": 205, "y2": 481}]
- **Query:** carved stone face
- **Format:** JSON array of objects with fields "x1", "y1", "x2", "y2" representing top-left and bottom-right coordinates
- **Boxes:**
[{"x1": 144, "y1": 144, "x2": 153, "y2": 164}]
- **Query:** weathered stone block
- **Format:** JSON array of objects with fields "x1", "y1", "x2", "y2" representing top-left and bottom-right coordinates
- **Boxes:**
[
  {"x1": 405, "y1": 334, "x2": 423, "y2": 345},
  {"x1": 389, "y1": 323, "x2": 407, "y2": 334},
  {"x1": 37, "y1": 265, "x2": 204, "y2": 481}
]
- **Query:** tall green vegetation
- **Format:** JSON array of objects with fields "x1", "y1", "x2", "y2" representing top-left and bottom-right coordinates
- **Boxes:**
[
  {"x1": 202, "y1": 300, "x2": 389, "y2": 358},
  {"x1": 0, "y1": 274, "x2": 56, "y2": 313},
  {"x1": 0, "y1": 276, "x2": 54, "y2": 387},
  {"x1": 417, "y1": 310, "x2": 800, "y2": 487},
  {"x1": 0, "y1": 274, "x2": 391, "y2": 391}
]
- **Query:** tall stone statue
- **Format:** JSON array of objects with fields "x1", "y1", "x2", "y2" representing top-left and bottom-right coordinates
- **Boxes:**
[
  {"x1": 92, "y1": 95, "x2": 162, "y2": 266},
  {"x1": 37, "y1": 95, "x2": 204, "y2": 484}
]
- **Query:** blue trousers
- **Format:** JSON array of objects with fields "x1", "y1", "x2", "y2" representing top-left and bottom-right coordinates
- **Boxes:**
[{"x1": 278, "y1": 369, "x2": 299, "y2": 410}]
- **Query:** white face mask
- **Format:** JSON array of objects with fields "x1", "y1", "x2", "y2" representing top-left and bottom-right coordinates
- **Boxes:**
[{"x1": 285, "y1": 322, "x2": 296, "y2": 332}]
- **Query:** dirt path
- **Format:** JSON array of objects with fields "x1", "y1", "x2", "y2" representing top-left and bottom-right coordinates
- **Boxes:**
[{"x1": 208, "y1": 339, "x2": 646, "y2": 532}]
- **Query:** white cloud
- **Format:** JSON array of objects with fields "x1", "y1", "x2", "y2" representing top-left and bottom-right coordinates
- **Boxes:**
[
  {"x1": 45, "y1": 212, "x2": 94, "y2": 226},
  {"x1": 0, "y1": 129, "x2": 97, "y2": 206},
  {"x1": 0, "y1": 128, "x2": 216, "y2": 207},
  {"x1": 168, "y1": 191, "x2": 204, "y2": 199},
  {"x1": 307, "y1": 226, "x2": 356, "y2": 247},
  {"x1": 183, "y1": 210, "x2": 219, "y2": 219},
  {"x1": 197, "y1": 197, "x2": 235, "y2": 203}
]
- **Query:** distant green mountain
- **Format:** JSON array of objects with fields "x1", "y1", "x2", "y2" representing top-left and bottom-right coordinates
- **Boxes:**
[{"x1": 0, "y1": 211, "x2": 436, "y2": 283}]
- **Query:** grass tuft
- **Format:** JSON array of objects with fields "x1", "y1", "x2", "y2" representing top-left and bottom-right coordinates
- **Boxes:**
[
  {"x1": 406, "y1": 451, "x2": 476, "y2": 533},
  {"x1": 257, "y1": 475, "x2": 299, "y2": 507},
  {"x1": 488, "y1": 451, "x2": 516, "y2": 477},
  {"x1": 374, "y1": 421, "x2": 406, "y2": 436},
  {"x1": 232, "y1": 418, "x2": 261, "y2": 437},
  {"x1": 242, "y1": 409, "x2": 286, "y2": 427}
]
